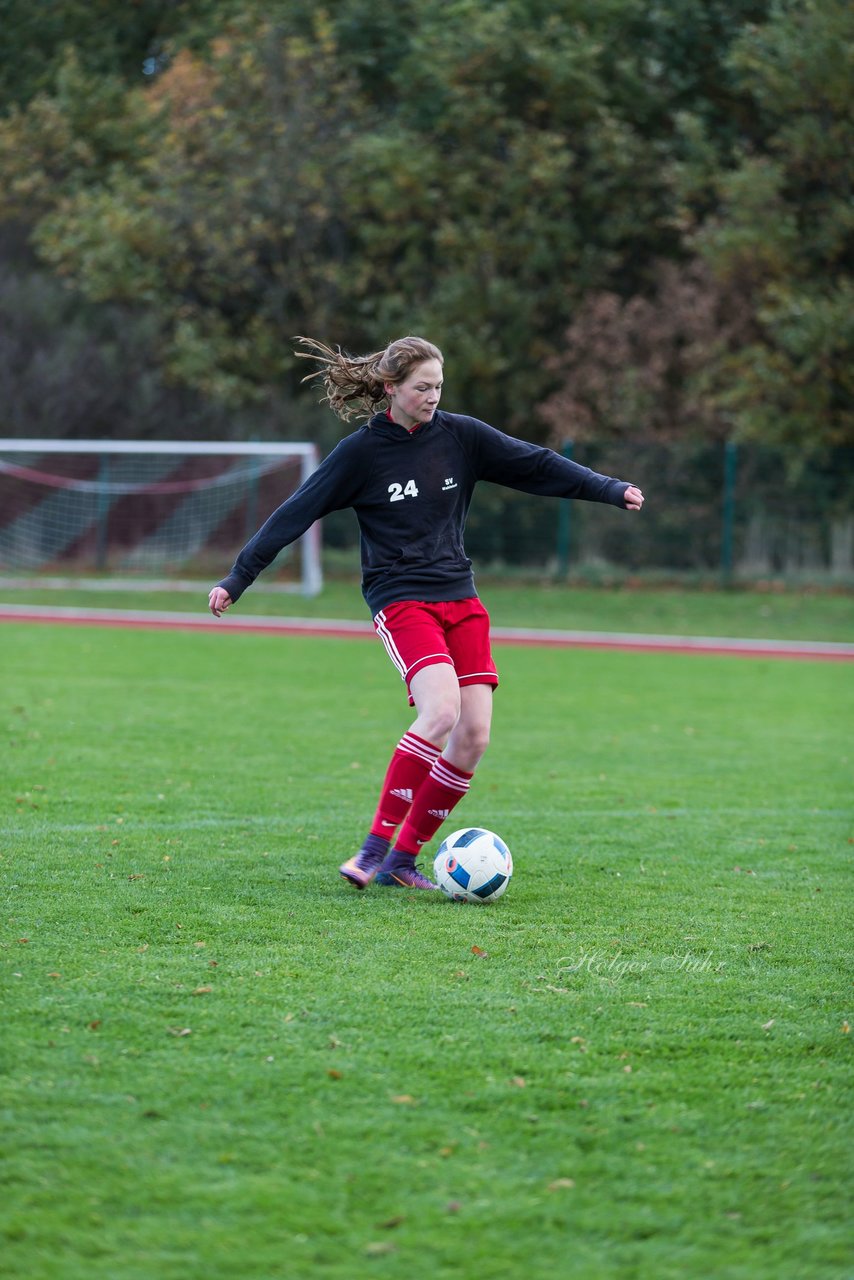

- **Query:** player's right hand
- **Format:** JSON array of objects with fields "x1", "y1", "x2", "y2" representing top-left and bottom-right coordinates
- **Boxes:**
[{"x1": 208, "y1": 587, "x2": 233, "y2": 617}]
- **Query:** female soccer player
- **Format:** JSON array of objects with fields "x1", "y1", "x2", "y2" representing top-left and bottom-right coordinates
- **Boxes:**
[{"x1": 209, "y1": 336, "x2": 644, "y2": 890}]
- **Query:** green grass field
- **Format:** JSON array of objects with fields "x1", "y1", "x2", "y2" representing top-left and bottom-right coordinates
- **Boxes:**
[{"x1": 2, "y1": 612, "x2": 852, "y2": 1279}]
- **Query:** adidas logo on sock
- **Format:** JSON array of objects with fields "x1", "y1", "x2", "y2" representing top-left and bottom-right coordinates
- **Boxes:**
[
  {"x1": 390, "y1": 788, "x2": 413, "y2": 802},
  {"x1": 427, "y1": 808, "x2": 451, "y2": 820}
]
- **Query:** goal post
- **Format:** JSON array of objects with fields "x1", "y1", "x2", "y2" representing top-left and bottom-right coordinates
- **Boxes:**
[{"x1": 0, "y1": 439, "x2": 323, "y2": 595}]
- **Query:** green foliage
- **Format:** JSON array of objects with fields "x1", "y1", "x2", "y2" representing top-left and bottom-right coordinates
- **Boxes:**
[
  {"x1": 6, "y1": 23, "x2": 376, "y2": 406},
  {"x1": 0, "y1": 0, "x2": 165, "y2": 106},
  {"x1": 0, "y1": 0, "x2": 239, "y2": 108},
  {"x1": 0, "y1": 49, "x2": 150, "y2": 220},
  {"x1": 0, "y1": 0, "x2": 850, "y2": 451},
  {"x1": 0, "y1": 258, "x2": 318, "y2": 443},
  {"x1": 681, "y1": 0, "x2": 854, "y2": 450}
]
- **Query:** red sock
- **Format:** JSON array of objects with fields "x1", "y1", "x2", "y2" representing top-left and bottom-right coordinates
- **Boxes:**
[
  {"x1": 393, "y1": 756, "x2": 473, "y2": 857},
  {"x1": 369, "y1": 731, "x2": 441, "y2": 838}
]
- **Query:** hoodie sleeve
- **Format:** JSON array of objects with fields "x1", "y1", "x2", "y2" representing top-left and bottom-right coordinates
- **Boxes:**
[
  {"x1": 460, "y1": 416, "x2": 630, "y2": 507},
  {"x1": 217, "y1": 433, "x2": 370, "y2": 603}
]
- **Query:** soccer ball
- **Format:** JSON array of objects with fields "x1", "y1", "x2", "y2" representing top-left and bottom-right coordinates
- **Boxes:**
[{"x1": 433, "y1": 827, "x2": 513, "y2": 904}]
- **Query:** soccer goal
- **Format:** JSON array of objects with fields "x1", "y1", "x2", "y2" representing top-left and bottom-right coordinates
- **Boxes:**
[{"x1": 0, "y1": 439, "x2": 322, "y2": 594}]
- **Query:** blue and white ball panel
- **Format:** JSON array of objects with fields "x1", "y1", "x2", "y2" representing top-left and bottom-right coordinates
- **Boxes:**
[
  {"x1": 471, "y1": 871, "x2": 508, "y2": 899},
  {"x1": 450, "y1": 828, "x2": 490, "y2": 847},
  {"x1": 434, "y1": 827, "x2": 513, "y2": 903},
  {"x1": 445, "y1": 856, "x2": 471, "y2": 889}
]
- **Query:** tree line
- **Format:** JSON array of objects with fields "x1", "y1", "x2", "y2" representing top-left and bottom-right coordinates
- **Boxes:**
[{"x1": 0, "y1": 0, "x2": 850, "y2": 456}]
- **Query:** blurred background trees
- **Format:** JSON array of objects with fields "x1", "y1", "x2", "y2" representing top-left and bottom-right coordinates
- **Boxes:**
[{"x1": 0, "y1": 0, "x2": 851, "y2": 455}]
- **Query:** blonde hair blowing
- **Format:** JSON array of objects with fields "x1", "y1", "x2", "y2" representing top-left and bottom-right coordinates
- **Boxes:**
[{"x1": 295, "y1": 336, "x2": 444, "y2": 421}]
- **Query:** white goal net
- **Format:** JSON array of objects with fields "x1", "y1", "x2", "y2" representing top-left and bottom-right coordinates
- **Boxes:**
[{"x1": 0, "y1": 439, "x2": 322, "y2": 594}]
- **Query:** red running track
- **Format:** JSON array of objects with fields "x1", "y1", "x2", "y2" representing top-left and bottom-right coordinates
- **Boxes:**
[{"x1": 1, "y1": 603, "x2": 852, "y2": 662}]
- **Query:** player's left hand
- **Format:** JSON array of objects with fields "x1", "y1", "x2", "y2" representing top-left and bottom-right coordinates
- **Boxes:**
[
  {"x1": 623, "y1": 485, "x2": 644, "y2": 511},
  {"x1": 208, "y1": 587, "x2": 233, "y2": 617}
]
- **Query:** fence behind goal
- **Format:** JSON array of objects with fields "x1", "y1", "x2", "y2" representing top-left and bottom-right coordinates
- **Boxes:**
[{"x1": 0, "y1": 440, "x2": 322, "y2": 594}]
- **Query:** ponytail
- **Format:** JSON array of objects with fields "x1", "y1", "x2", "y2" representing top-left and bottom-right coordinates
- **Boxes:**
[{"x1": 295, "y1": 335, "x2": 443, "y2": 421}]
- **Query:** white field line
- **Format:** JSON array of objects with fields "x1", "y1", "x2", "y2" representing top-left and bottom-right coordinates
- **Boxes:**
[
  {"x1": 0, "y1": 601, "x2": 852, "y2": 659},
  {"x1": 2, "y1": 808, "x2": 849, "y2": 840}
]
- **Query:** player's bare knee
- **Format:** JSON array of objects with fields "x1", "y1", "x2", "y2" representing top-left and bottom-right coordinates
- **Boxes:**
[
  {"x1": 419, "y1": 699, "x2": 461, "y2": 744},
  {"x1": 471, "y1": 725, "x2": 491, "y2": 759},
  {"x1": 435, "y1": 702, "x2": 463, "y2": 742},
  {"x1": 449, "y1": 721, "x2": 490, "y2": 766}
]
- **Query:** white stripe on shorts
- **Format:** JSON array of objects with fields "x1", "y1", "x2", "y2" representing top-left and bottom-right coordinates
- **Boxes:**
[
  {"x1": 374, "y1": 609, "x2": 407, "y2": 679},
  {"x1": 404, "y1": 652, "x2": 453, "y2": 677}
]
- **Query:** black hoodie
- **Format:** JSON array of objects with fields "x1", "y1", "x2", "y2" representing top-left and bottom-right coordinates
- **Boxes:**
[{"x1": 217, "y1": 410, "x2": 631, "y2": 616}]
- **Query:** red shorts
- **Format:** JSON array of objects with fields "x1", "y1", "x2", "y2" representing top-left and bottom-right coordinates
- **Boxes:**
[{"x1": 373, "y1": 598, "x2": 499, "y2": 703}]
